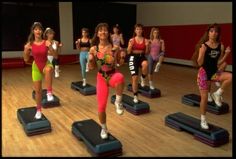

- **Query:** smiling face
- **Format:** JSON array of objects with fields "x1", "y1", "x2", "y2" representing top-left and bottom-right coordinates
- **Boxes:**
[
  {"x1": 152, "y1": 29, "x2": 159, "y2": 38},
  {"x1": 97, "y1": 26, "x2": 109, "y2": 40},
  {"x1": 135, "y1": 26, "x2": 143, "y2": 36},
  {"x1": 33, "y1": 26, "x2": 43, "y2": 39},
  {"x1": 208, "y1": 27, "x2": 219, "y2": 41}
]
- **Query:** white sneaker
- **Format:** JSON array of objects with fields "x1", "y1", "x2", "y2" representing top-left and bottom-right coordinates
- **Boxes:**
[
  {"x1": 133, "y1": 95, "x2": 138, "y2": 103},
  {"x1": 100, "y1": 128, "x2": 108, "y2": 139},
  {"x1": 215, "y1": 81, "x2": 221, "y2": 87},
  {"x1": 154, "y1": 63, "x2": 161, "y2": 72},
  {"x1": 140, "y1": 76, "x2": 145, "y2": 87},
  {"x1": 149, "y1": 81, "x2": 155, "y2": 90},
  {"x1": 34, "y1": 111, "x2": 42, "y2": 119},
  {"x1": 200, "y1": 119, "x2": 209, "y2": 129},
  {"x1": 115, "y1": 101, "x2": 124, "y2": 115},
  {"x1": 47, "y1": 93, "x2": 54, "y2": 102},
  {"x1": 212, "y1": 92, "x2": 222, "y2": 107},
  {"x1": 208, "y1": 93, "x2": 213, "y2": 102},
  {"x1": 55, "y1": 70, "x2": 59, "y2": 78},
  {"x1": 82, "y1": 79, "x2": 86, "y2": 87}
]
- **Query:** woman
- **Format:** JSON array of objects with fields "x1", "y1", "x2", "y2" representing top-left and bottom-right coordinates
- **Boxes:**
[
  {"x1": 75, "y1": 28, "x2": 92, "y2": 86},
  {"x1": 147, "y1": 27, "x2": 165, "y2": 90},
  {"x1": 127, "y1": 24, "x2": 149, "y2": 103},
  {"x1": 23, "y1": 22, "x2": 57, "y2": 119},
  {"x1": 192, "y1": 23, "x2": 232, "y2": 129},
  {"x1": 110, "y1": 24, "x2": 126, "y2": 66},
  {"x1": 88, "y1": 23, "x2": 125, "y2": 139},
  {"x1": 43, "y1": 27, "x2": 62, "y2": 78}
]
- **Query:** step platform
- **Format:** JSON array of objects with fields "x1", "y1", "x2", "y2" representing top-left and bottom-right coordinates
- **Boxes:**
[
  {"x1": 17, "y1": 107, "x2": 51, "y2": 136},
  {"x1": 111, "y1": 94, "x2": 150, "y2": 115},
  {"x1": 165, "y1": 112, "x2": 229, "y2": 147},
  {"x1": 127, "y1": 83, "x2": 161, "y2": 98},
  {"x1": 72, "y1": 119, "x2": 122, "y2": 157},
  {"x1": 182, "y1": 94, "x2": 229, "y2": 115},
  {"x1": 32, "y1": 89, "x2": 60, "y2": 108},
  {"x1": 71, "y1": 81, "x2": 96, "y2": 95}
]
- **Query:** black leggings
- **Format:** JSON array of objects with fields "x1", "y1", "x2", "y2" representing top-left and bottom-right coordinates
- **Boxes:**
[
  {"x1": 128, "y1": 53, "x2": 147, "y2": 76},
  {"x1": 52, "y1": 58, "x2": 59, "y2": 67}
]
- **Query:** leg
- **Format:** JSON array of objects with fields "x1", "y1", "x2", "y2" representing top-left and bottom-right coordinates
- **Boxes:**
[
  {"x1": 80, "y1": 51, "x2": 88, "y2": 86},
  {"x1": 147, "y1": 55, "x2": 155, "y2": 89},
  {"x1": 32, "y1": 62, "x2": 43, "y2": 119},
  {"x1": 154, "y1": 52, "x2": 165, "y2": 72},
  {"x1": 140, "y1": 56, "x2": 148, "y2": 87},
  {"x1": 128, "y1": 54, "x2": 139, "y2": 103},
  {"x1": 44, "y1": 64, "x2": 54, "y2": 101},
  {"x1": 212, "y1": 71, "x2": 232, "y2": 106},
  {"x1": 97, "y1": 73, "x2": 109, "y2": 139},
  {"x1": 53, "y1": 58, "x2": 60, "y2": 78},
  {"x1": 197, "y1": 67, "x2": 210, "y2": 129},
  {"x1": 109, "y1": 72, "x2": 125, "y2": 115}
]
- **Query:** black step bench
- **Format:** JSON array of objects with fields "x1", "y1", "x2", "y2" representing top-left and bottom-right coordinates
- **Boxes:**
[
  {"x1": 71, "y1": 81, "x2": 96, "y2": 95},
  {"x1": 32, "y1": 89, "x2": 60, "y2": 108},
  {"x1": 17, "y1": 107, "x2": 51, "y2": 136},
  {"x1": 165, "y1": 112, "x2": 229, "y2": 147},
  {"x1": 127, "y1": 83, "x2": 161, "y2": 98},
  {"x1": 111, "y1": 94, "x2": 150, "y2": 115},
  {"x1": 182, "y1": 94, "x2": 229, "y2": 115},
  {"x1": 72, "y1": 119, "x2": 122, "y2": 157}
]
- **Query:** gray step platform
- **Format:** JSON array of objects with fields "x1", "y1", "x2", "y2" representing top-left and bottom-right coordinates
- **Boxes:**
[
  {"x1": 111, "y1": 94, "x2": 150, "y2": 115},
  {"x1": 32, "y1": 89, "x2": 60, "y2": 108},
  {"x1": 182, "y1": 94, "x2": 229, "y2": 115},
  {"x1": 165, "y1": 112, "x2": 229, "y2": 147},
  {"x1": 17, "y1": 107, "x2": 51, "y2": 136},
  {"x1": 71, "y1": 81, "x2": 96, "y2": 95},
  {"x1": 127, "y1": 83, "x2": 161, "y2": 98},
  {"x1": 72, "y1": 119, "x2": 122, "y2": 157}
]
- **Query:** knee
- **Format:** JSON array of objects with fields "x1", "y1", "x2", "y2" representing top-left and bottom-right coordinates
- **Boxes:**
[
  {"x1": 45, "y1": 66, "x2": 53, "y2": 73},
  {"x1": 227, "y1": 73, "x2": 232, "y2": 82}
]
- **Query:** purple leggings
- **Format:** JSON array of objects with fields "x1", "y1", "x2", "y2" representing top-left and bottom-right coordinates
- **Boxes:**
[{"x1": 96, "y1": 71, "x2": 124, "y2": 112}]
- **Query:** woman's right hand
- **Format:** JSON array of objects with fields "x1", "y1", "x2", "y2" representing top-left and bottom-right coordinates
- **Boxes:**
[{"x1": 24, "y1": 43, "x2": 31, "y2": 54}]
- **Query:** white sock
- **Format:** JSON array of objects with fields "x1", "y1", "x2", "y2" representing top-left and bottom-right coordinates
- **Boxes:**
[
  {"x1": 201, "y1": 114, "x2": 206, "y2": 121},
  {"x1": 149, "y1": 81, "x2": 153, "y2": 84},
  {"x1": 55, "y1": 65, "x2": 59, "y2": 70},
  {"x1": 101, "y1": 123, "x2": 107, "y2": 130},
  {"x1": 115, "y1": 95, "x2": 122, "y2": 103},
  {"x1": 216, "y1": 88, "x2": 223, "y2": 95}
]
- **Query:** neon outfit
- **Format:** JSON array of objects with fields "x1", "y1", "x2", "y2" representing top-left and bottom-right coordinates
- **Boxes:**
[
  {"x1": 31, "y1": 40, "x2": 53, "y2": 82},
  {"x1": 95, "y1": 46, "x2": 124, "y2": 112}
]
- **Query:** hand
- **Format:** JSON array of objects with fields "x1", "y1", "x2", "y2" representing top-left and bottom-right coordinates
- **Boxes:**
[
  {"x1": 120, "y1": 34, "x2": 123, "y2": 38},
  {"x1": 24, "y1": 43, "x2": 31, "y2": 54},
  {"x1": 129, "y1": 39, "x2": 134, "y2": 46},
  {"x1": 225, "y1": 46, "x2": 231, "y2": 54},
  {"x1": 59, "y1": 43, "x2": 63, "y2": 47}
]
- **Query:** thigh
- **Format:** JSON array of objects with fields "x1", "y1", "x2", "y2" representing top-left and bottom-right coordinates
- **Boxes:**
[{"x1": 32, "y1": 61, "x2": 43, "y2": 82}]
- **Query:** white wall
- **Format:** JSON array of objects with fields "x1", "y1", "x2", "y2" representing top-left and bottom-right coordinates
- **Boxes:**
[
  {"x1": 136, "y1": 2, "x2": 232, "y2": 71},
  {"x1": 2, "y1": 2, "x2": 77, "y2": 58},
  {"x1": 137, "y1": 2, "x2": 232, "y2": 26}
]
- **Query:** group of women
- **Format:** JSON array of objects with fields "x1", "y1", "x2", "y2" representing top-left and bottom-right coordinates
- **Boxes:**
[{"x1": 23, "y1": 21, "x2": 231, "y2": 139}]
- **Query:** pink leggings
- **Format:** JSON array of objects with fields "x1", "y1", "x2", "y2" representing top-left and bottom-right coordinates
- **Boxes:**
[{"x1": 97, "y1": 71, "x2": 124, "y2": 113}]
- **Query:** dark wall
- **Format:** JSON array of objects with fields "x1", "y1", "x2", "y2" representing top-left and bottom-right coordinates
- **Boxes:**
[
  {"x1": 1, "y1": 2, "x2": 60, "y2": 51},
  {"x1": 72, "y1": 2, "x2": 136, "y2": 49}
]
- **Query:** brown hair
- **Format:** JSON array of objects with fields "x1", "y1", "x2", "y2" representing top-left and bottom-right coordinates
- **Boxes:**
[
  {"x1": 133, "y1": 23, "x2": 144, "y2": 37},
  {"x1": 27, "y1": 22, "x2": 44, "y2": 44},
  {"x1": 191, "y1": 23, "x2": 221, "y2": 67},
  {"x1": 43, "y1": 27, "x2": 55, "y2": 40},
  {"x1": 91, "y1": 23, "x2": 112, "y2": 46}
]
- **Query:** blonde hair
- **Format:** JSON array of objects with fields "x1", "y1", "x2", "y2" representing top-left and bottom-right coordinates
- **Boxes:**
[{"x1": 149, "y1": 27, "x2": 161, "y2": 40}]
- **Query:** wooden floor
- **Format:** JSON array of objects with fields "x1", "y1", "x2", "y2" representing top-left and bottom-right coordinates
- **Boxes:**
[{"x1": 2, "y1": 63, "x2": 232, "y2": 157}]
